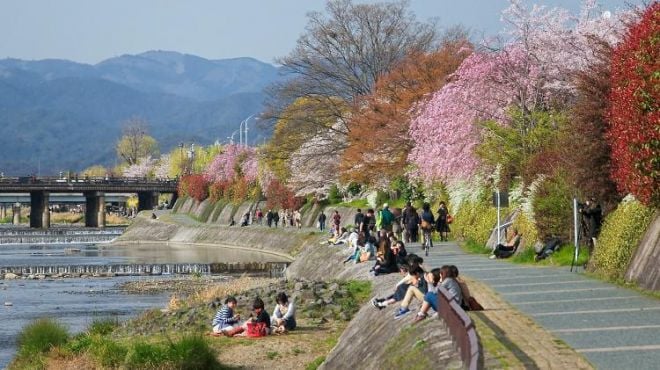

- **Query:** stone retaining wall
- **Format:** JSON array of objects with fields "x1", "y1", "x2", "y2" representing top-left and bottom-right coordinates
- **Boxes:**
[{"x1": 625, "y1": 212, "x2": 660, "y2": 291}]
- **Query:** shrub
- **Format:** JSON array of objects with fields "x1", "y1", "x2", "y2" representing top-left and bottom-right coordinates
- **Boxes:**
[
  {"x1": 178, "y1": 175, "x2": 209, "y2": 201},
  {"x1": 590, "y1": 197, "x2": 654, "y2": 280},
  {"x1": 124, "y1": 341, "x2": 169, "y2": 369},
  {"x1": 607, "y1": 3, "x2": 660, "y2": 207},
  {"x1": 327, "y1": 184, "x2": 342, "y2": 204},
  {"x1": 453, "y1": 197, "x2": 500, "y2": 246},
  {"x1": 90, "y1": 336, "x2": 128, "y2": 368},
  {"x1": 512, "y1": 210, "x2": 539, "y2": 248},
  {"x1": 88, "y1": 319, "x2": 118, "y2": 336},
  {"x1": 531, "y1": 174, "x2": 573, "y2": 241},
  {"x1": 167, "y1": 335, "x2": 223, "y2": 370},
  {"x1": 17, "y1": 318, "x2": 69, "y2": 356}
]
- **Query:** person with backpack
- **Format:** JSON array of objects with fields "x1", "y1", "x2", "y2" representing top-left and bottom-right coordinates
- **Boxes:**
[{"x1": 379, "y1": 203, "x2": 395, "y2": 232}]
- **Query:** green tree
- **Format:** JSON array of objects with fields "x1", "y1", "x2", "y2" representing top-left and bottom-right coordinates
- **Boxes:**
[
  {"x1": 476, "y1": 108, "x2": 566, "y2": 185},
  {"x1": 116, "y1": 118, "x2": 159, "y2": 165}
]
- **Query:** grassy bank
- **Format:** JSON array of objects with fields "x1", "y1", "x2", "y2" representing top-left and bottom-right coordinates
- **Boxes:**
[{"x1": 9, "y1": 277, "x2": 371, "y2": 370}]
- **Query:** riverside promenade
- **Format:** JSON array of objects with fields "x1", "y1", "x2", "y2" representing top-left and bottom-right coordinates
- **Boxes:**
[{"x1": 410, "y1": 241, "x2": 660, "y2": 369}]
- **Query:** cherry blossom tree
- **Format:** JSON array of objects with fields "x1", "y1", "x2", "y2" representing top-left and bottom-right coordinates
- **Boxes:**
[
  {"x1": 122, "y1": 156, "x2": 157, "y2": 178},
  {"x1": 204, "y1": 144, "x2": 258, "y2": 183},
  {"x1": 408, "y1": 0, "x2": 630, "y2": 185}
]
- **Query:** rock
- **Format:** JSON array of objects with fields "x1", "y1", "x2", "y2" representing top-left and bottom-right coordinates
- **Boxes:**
[
  {"x1": 339, "y1": 312, "x2": 351, "y2": 321},
  {"x1": 323, "y1": 297, "x2": 334, "y2": 305},
  {"x1": 329, "y1": 282, "x2": 339, "y2": 291},
  {"x1": 4, "y1": 273, "x2": 18, "y2": 280},
  {"x1": 27, "y1": 274, "x2": 36, "y2": 280}
]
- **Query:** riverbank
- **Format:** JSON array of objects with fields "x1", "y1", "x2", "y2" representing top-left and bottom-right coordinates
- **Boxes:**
[{"x1": 9, "y1": 210, "x2": 465, "y2": 369}]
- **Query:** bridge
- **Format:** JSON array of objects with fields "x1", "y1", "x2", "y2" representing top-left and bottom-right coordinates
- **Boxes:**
[{"x1": 0, "y1": 176, "x2": 178, "y2": 228}]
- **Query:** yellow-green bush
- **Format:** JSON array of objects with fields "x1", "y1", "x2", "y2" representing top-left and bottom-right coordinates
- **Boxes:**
[
  {"x1": 590, "y1": 198, "x2": 654, "y2": 280},
  {"x1": 453, "y1": 199, "x2": 502, "y2": 246},
  {"x1": 513, "y1": 210, "x2": 539, "y2": 248}
]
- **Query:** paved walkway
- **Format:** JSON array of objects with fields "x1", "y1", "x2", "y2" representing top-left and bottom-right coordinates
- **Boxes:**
[{"x1": 409, "y1": 241, "x2": 660, "y2": 370}]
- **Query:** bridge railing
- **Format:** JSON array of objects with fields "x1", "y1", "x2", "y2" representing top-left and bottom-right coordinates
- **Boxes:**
[
  {"x1": 437, "y1": 286, "x2": 481, "y2": 370},
  {"x1": 0, "y1": 176, "x2": 178, "y2": 186}
]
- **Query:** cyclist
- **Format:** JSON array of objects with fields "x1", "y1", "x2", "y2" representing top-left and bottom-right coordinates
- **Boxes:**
[{"x1": 420, "y1": 203, "x2": 435, "y2": 256}]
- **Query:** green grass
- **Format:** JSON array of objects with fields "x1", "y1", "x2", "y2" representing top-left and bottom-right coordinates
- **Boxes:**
[
  {"x1": 17, "y1": 318, "x2": 70, "y2": 356},
  {"x1": 306, "y1": 356, "x2": 326, "y2": 370},
  {"x1": 336, "y1": 280, "x2": 372, "y2": 320},
  {"x1": 511, "y1": 244, "x2": 589, "y2": 266},
  {"x1": 461, "y1": 239, "x2": 492, "y2": 255},
  {"x1": 338, "y1": 198, "x2": 369, "y2": 208},
  {"x1": 266, "y1": 351, "x2": 280, "y2": 360}
]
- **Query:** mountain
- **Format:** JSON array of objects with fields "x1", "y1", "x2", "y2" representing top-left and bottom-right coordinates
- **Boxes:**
[{"x1": 0, "y1": 51, "x2": 282, "y2": 175}]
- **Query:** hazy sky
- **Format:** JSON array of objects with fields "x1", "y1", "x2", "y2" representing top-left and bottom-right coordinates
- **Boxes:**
[{"x1": 0, "y1": 0, "x2": 641, "y2": 65}]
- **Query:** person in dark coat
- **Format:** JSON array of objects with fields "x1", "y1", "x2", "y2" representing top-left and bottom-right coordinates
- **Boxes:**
[
  {"x1": 580, "y1": 198, "x2": 602, "y2": 254},
  {"x1": 318, "y1": 211, "x2": 327, "y2": 231},
  {"x1": 402, "y1": 203, "x2": 419, "y2": 243},
  {"x1": 436, "y1": 201, "x2": 450, "y2": 242},
  {"x1": 266, "y1": 210, "x2": 274, "y2": 227}
]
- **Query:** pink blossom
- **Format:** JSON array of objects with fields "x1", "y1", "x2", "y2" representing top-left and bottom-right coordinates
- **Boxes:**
[{"x1": 204, "y1": 144, "x2": 258, "y2": 183}]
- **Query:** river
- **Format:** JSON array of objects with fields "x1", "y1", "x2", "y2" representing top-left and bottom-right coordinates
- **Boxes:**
[{"x1": 0, "y1": 240, "x2": 290, "y2": 368}]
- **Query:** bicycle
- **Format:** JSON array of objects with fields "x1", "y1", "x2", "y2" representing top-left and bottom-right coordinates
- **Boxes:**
[{"x1": 422, "y1": 227, "x2": 433, "y2": 256}]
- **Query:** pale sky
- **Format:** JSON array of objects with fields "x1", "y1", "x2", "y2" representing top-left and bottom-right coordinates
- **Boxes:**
[{"x1": 0, "y1": 0, "x2": 641, "y2": 65}]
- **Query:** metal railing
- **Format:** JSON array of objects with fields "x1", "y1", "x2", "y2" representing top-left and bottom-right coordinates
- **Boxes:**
[
  {"x1": 0, "y1": 176, "x2": 178, "y2": 193},
  {"x1": 437, "y1": 286, "x2": 481, "y2": 370}
]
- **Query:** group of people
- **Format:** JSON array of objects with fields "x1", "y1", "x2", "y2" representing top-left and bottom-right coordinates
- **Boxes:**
[
  {"x1": 371, "y1": 263, "x2": 475, "y2": 321},
  {"x1": 264, "y1": 208, "x2": 302, "y2": 229},
  {"x1": 211, "y1": 292, "x2": 296, "y2": 337},
  {"x1": 230, "y1": 208, "x2": 304, "y2": 229}
]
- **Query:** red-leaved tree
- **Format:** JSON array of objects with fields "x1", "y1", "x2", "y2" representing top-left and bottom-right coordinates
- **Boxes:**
[
  {"x1": 178, "y1": 174, "x2": 209, "y2": 202},
  {"x1": 607, "y1": 3, "x2": 660, "y2": 207}
]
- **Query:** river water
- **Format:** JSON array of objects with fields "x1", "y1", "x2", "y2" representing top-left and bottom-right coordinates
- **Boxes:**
[{"x1": 0, "y1": 241, "x2": 290, "y2": 368}]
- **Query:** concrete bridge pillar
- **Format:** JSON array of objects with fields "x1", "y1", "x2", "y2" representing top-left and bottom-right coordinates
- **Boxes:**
[
  {"x1": 0, "y1": 205, "x2": 6, "y2": 219},
  {"x1": 84, "y1": 191, "x2": 106, "y2": 228},
  {"x1": 30, "y1": 191, "x2": 50, "y2": 228},
  {"x1": 169, "y1": 192, "x2": 178, "y2": 209},
  {"x1": 138, "y1": 191, "x2": 159, "y2": 212},
  {"x1": 12, "y1": 203, "x2": 21, "y2": 225}
]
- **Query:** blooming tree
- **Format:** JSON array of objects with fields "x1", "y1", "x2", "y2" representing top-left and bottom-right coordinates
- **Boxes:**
[
  {"x1": 408, "y1": 0, "x2": 630, "y2": 185},
  {"x1": 122, "y1": 156, "x2": 157, "y2": 178},
  {"x1": 153, "y1": 154, "x2": 171, "y2": 179},
  {"x1": 204, "y1": 144, "x2": 258, "y2": 183}
]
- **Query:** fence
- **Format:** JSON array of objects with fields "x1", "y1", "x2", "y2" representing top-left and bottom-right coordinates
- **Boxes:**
[{"x1": 437, "y1": 286, "x2": 480, "y2": 370}]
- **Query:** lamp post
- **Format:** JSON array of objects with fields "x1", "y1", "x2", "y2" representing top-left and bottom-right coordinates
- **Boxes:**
[
  {"x1": 187, "y1": 143, "x2": 195, "y2": 174},
  {"x1": 179, "y1": 142, "x2": 184, "y2": 176},
  {"x1": 244, "y1": 114, "x2": 256, "y2": 148}
]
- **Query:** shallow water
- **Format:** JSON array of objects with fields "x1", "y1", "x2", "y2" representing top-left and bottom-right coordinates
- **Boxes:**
[
  {"x1": 0, "y1": 276, "x2": 169, "y2": 368},
  {"x1": 0, "y1": 241, "x2": 288, "y2": 367}
]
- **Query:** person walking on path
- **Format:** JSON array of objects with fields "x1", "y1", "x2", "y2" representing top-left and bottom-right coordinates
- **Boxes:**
[
  {"x1": 318, "y1": 211, "x2": 327, "y2": 231},
  {"x1": 379, "y1": 204, "x2": 395, "y2": 232},
  {"x1": 332, "y1": 210, "x2": 341, "y2": 236},
  {"x1": 436, "y1": 201, "x2": 450, "y2": 242},
  {"x1": 266, "y1": 210, "x2": 274, "y2": 227}
]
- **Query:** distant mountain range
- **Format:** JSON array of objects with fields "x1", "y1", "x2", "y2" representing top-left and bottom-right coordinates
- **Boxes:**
[{"x1": 0, "y1": 51, "x2": 282, "y2": 175}]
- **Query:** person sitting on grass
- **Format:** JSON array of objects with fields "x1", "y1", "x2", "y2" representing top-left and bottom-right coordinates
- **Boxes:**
[
  {"x1": 212, "y1": 296, "x2": 242, "y2": 336},
  {"x1": 412, "y1": 265, "x2": 463, "y2": 323},
  {"x1": 272, "y1": 292, "x2": 296, "y2": 334},
  {"x1": 393, "y1": 266, "x2": 429, "y2": 319},
  {"x1": 242, "y1": 297, "x2": 271, "y2": 337},
  {"x1": 490, "y1": 228, "x2": 522, "y2": 259}
]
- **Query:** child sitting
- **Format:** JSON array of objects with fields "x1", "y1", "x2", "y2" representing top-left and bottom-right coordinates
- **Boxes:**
[
  {"x1": 272, "y1": 292, "x2": 296, "y2": 334},
  {"x1": 212, "y1": 296, "x2": 242, "y2": 336},
  {"x1": 242, "y1": 297, "x2": 271, "y2": 337}
]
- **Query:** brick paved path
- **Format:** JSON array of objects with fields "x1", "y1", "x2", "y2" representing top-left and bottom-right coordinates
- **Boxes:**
[{"x1": 410, "y1": 241, "x2": 660, "y2": 370}]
